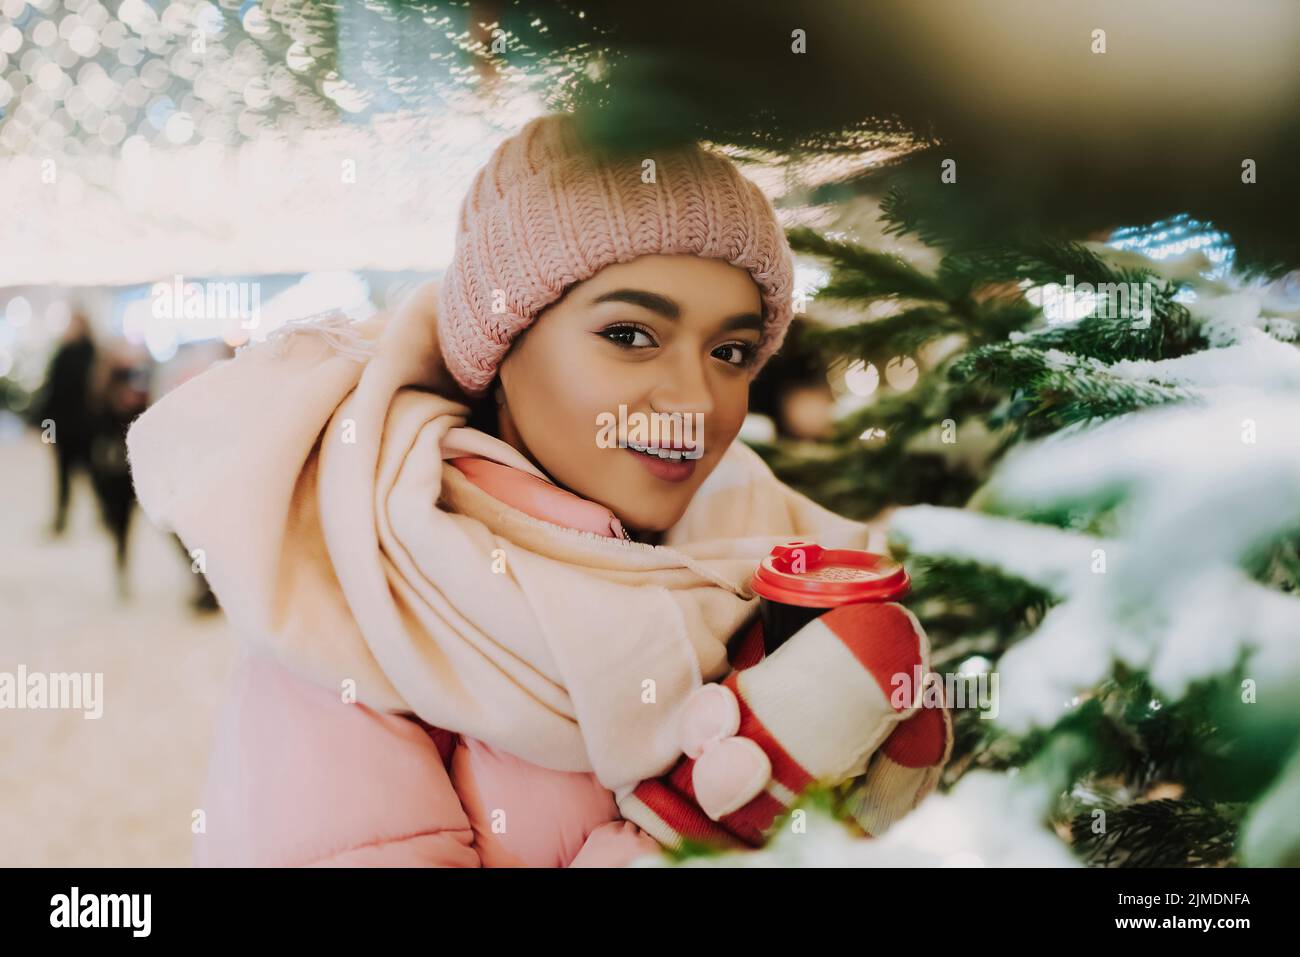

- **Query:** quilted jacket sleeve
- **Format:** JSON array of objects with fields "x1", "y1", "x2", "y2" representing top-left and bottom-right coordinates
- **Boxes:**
[
  {"x1": 194, "y1": 645, "x2": 481, "y2": 868},
  {"x1": 567, "y1": 820, "x2": 664, "y2": 867}
]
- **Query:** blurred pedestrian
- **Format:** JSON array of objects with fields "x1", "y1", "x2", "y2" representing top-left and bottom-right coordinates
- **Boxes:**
[
  {"x1": 35, "y1": 309, "x2": 97, "y2": 537},
  {"x1": 87, "y1": 340, "x2": 152, "y2": 600}
]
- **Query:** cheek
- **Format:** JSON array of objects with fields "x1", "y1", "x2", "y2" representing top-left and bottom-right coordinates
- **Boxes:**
[
  {"x1": 515, "y1": 355, "x2": 616, "y2": 459},
  {"x1": 705, "y1": 381, "x2": 751, "y2": 447},
  {"x1": 558, "y1": 361, "x2": 623, "y2": 431}
]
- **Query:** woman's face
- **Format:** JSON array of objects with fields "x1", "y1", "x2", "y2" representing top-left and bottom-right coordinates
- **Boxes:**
[{"x1": 495, "y1": 254, "x2": 764, "y2": 538}]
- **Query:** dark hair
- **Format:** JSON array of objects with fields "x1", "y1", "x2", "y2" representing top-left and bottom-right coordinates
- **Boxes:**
[
  {"x1": 746, "y1": 317, "x2": 828, "y2": 433},
  {"x1": 463, "y1": 381, "x2": 499, "y2": 437}
]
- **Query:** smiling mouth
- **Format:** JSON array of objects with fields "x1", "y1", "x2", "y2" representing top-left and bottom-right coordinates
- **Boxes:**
[
  {"x1": 624, "y1": 443, "x2": 699, "y2": 482},
  {"x1": 625, "y1": 438, "x2": 702, "y2": 461}
]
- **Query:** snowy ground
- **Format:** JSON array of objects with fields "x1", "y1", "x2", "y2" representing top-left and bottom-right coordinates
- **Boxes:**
[{"x1": 0, "y1": 424, "x2": 236, "y2": 867}]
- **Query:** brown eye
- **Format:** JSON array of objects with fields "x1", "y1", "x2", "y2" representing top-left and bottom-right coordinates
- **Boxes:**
[
  {"x1": 600, "y1": 323, "x2": 656, "y2": 349},
  {"x1": 714, "y1": 342, "x2": 756, "y2": 367}
]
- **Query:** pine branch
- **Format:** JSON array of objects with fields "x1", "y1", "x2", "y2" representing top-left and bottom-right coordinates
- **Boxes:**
[
  {"x1": 879, "y1": 181, "x2": 955, "y2": 250},
  {"x1": 1069, "y1": 799, "x2": 1240, "y2": 867},
  {"x1": 802, "y1": 305, "x2": 963, "y2": 358},
  {"x1": 1009, "y1": 287, "x2": 1202, "y2": 363},
  {"x1": 1241, "y1": 530, "x2": 1300, "y2": 594},
  {"x1": 1089, "y1": 670, "x2": 1252, "y2": 796},
  {"x1": 952, "y1": 344, "x2": 1197, "y2": 426},
  {"x1": 787, "y1": 226, "x2": 949, "y2": 302},
  {"x1": 905, "y1": 555, "x2": 1054, "y2": 644},
  {"x1": 939, "y1": 239, "x2": 1118, "y2": 289},
  {"x1": 766, "y1": 195, "x2": 1296, "y2": 873},
  {"x1": 1035, "y1": 366, "x2": 1196, "y2": 424}
]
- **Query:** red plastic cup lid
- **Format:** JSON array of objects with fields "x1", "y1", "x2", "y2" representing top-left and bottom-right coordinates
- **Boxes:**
[{"x1": 750, "y1": 540, "x2": 909, "y2": 608}]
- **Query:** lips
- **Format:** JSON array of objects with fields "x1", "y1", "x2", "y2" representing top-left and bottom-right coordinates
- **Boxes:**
[{"x1": 625, "y1": 445, "x2": 698, "y2": 483}]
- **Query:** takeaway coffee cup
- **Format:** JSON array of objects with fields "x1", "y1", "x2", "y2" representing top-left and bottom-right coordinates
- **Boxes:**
[{"x1": 749, "y1": 541, "x2": 911, "y2": 656}]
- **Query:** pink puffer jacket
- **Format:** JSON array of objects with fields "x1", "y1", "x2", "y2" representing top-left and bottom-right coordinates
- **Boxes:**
[
  {"x1": 193, "y1": 644, "x2": 662, "y2": 867},
  {"x1": 193, "y1": 452, "x2": 667, "y2": 868}
]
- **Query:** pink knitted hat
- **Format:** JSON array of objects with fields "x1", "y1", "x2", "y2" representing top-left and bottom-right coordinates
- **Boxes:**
[{"x1": 436, "y1": 112, "x2": 796, "y2": 398}]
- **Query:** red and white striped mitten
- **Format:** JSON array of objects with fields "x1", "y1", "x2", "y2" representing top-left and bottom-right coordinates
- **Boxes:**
[
  {"x1": 848, "y1": 682, "x2": 953, "y2": 837},
  {"x1": 618, "y1": 601, "x2": 947, "y2": 850}
]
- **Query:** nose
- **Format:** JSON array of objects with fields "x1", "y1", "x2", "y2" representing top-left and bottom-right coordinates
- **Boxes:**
[{"x1": 648, "y1": 349, "x2": 715, "y2": 420}]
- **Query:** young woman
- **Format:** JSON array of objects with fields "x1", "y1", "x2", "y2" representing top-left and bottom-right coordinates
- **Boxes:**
[{"x1": 127, "y1": 113, "x2": 951, "y2": 867}]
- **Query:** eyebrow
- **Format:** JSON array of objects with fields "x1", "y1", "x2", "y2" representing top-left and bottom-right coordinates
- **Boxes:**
[{"x1": 589, "y1": 288, "x2": 763, "y2": 333}]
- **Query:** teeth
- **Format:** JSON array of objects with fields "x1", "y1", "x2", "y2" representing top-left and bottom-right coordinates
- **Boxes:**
[{"x1": 628, "y1": 440, "x2": 693, "y2": 461}]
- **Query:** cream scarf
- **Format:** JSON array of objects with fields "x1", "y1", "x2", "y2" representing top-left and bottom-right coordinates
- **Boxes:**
[{"x1": 125, "y1": 291, "x2": 870, "y2": 792}]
